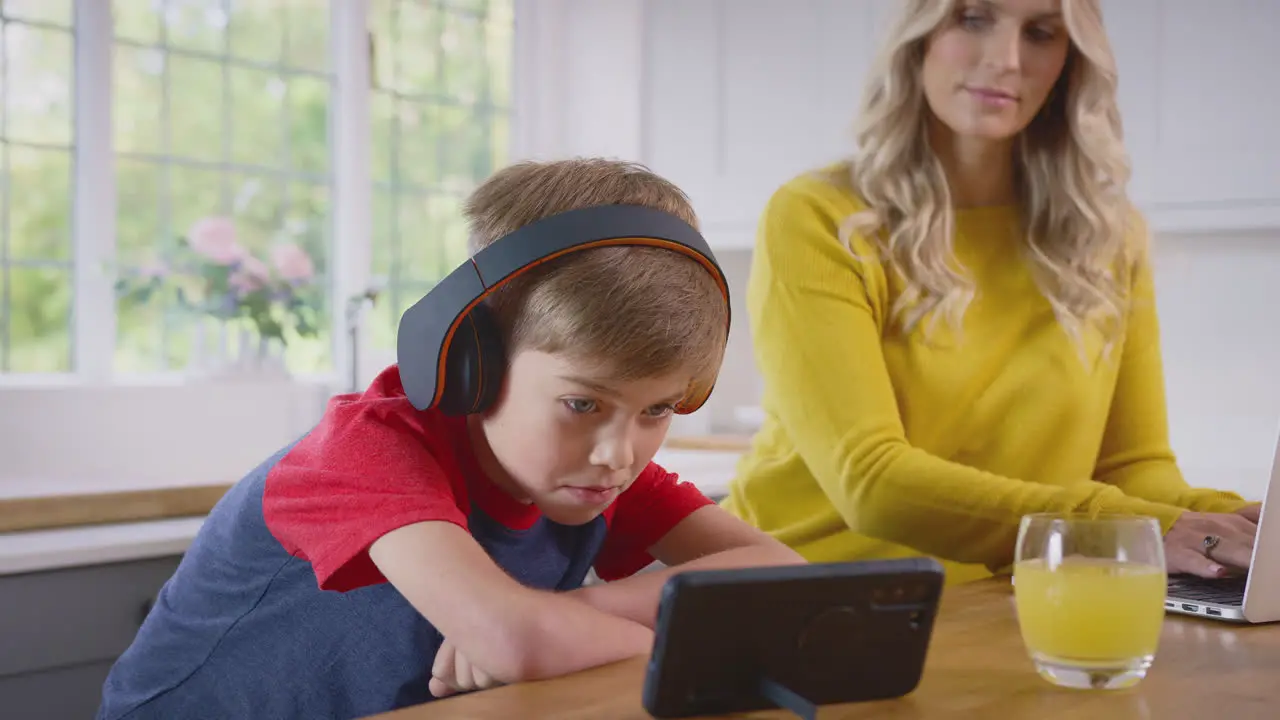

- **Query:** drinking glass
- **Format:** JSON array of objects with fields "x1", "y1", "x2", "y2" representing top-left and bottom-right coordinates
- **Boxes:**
[{"x1": 1013, "y1": 513, "x2": 1167, "y2": 690}]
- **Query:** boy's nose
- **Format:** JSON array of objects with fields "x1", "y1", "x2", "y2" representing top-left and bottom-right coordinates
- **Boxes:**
[{"x1": 590, "y1": 432, "x2": 635, "y2": 472}]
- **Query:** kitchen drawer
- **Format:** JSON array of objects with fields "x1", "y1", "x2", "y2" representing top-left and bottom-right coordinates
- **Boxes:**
[
  {"x1": 0, "y1": 555, "x2": 182, "y2": 677},
  {"x1": 0, "y1": 659, "x2": 115, "y2": 720}
]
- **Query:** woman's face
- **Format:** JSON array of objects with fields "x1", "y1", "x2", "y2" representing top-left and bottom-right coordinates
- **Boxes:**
[{"x1": 921, "y1": 0, "x2": 1072, "y2": 143}]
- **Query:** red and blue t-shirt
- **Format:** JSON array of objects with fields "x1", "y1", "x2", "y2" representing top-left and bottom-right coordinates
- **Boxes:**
[{"x1": 96, "y1": 366, "x2": 713, "y2": 720}]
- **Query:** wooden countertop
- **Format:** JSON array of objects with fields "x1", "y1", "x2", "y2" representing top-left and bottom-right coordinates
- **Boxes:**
[
  {"x1": 368, "y1": 577, "x2": 1280, "y2": 719},
  {"x1": 0, "y1": 436, "x2": 747, "y2": 534},
  {"x1": 0, "y1": 484, "x2": 233, "y2": 534}
]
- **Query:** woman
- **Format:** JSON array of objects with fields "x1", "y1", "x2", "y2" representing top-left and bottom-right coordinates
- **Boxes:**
[{"x1": 723, "y1": 0, "x2": 1259, "y2": 584}]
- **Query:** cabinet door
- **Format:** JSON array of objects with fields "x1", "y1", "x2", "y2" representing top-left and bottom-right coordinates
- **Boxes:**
[
  {"x1": 0, "y1": 555, "x2": 182, "y2": 677},
  {"x1": 0, "y1": 659, "x2": 118, "y2": 720},
  {"x1": 1105, "y1": 0, "x2": 1280, "y2": 230}
]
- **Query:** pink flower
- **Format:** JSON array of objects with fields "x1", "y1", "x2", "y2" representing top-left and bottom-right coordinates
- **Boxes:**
[
  {"x1": 228, "y1": 255, "x2": 271, "y2": 294},
  {"x1": 187, "y1": 217, "x2": 246, "y2": 265},
  {"x1": 270, "y1": 243, "x2": 315, "y2": 283}
]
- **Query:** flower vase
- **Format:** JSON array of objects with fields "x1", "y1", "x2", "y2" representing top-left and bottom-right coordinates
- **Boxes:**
[{"x1": 188, "y1": 320, "x2": 290, "y2": 382}]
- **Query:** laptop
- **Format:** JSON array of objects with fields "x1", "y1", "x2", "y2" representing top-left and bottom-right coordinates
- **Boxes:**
[{"x1": 1165, "y1": 431, "x2": 1280, "y2": 623}]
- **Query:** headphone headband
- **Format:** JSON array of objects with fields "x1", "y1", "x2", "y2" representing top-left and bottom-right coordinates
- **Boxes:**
[{"x1": 397, "y1": 204, "x2": 731, "y2": 414}]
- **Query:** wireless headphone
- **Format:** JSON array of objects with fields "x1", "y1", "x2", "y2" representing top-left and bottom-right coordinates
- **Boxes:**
[{"x1": 396, "y1": 204, "x2": 731, "y2": 416}]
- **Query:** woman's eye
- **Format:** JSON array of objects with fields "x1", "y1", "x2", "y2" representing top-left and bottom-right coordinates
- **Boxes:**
[
  {"x1": 1025, "y1": 24, "x2": 1059, "y2": 43},
  {"x1": 958, "y1": 9, "x2": 991, "y2": 30},
  {"x1": 563, "y1": 398, "x2": 597, "y2": 414}
]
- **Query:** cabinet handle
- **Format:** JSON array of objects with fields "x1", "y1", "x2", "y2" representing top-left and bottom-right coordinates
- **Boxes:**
[{"x1": 138, "y1": 597, "x2": 155, "y2": 626}]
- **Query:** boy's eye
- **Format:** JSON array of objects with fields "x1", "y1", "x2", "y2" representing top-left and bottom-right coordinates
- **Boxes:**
[
  {"x1": 563, "y1": 398, "x2": 597, "y2": 414},
  {"x1": 645, "y1": 404, "x2": 675, "y2": 418}
]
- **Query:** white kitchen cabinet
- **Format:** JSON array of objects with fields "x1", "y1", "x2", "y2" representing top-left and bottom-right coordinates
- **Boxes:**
[{"x1": 514, "y1": 0, "x2": 1280, "y2": 247}]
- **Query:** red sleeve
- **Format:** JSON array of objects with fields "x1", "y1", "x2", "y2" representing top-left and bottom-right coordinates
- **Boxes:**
[
  {"x1": 262, "y1": 399, "x2": 469, "y2": 592},
  {"x1": 593, "y1": 462, "x2": 715, "y2": 581}
]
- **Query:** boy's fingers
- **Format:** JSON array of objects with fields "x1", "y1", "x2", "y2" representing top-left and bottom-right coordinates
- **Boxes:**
[{"x1": 428, "y1": 677, "x2": 455, "y2": 698}]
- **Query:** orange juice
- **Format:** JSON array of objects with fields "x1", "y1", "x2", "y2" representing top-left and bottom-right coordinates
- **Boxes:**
[{"x1": 1014, "y1": 556, "x2": 1166, "y2": 663}]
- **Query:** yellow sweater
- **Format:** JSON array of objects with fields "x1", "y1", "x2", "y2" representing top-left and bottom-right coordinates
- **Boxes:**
[{"x1": 722, "y1": 170, "x2": 1248, "y2": 585}]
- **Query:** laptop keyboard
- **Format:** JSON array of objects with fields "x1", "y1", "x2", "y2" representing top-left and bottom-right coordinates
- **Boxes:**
[{"x1": 1167, "y1": 574, "x2": 1248, "y2": 607}]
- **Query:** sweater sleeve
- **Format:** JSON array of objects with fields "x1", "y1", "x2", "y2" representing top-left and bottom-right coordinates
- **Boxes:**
[
  {"x1": 749, "y1": 180, "x2": 1187, "y2": 569},
  {"x1": 1091, "y1": 235, "x2": 1248, "y2": 514}
]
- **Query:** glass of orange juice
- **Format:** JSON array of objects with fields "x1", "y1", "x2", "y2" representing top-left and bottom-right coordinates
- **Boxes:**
[{"x1": 1013, "y1": 513, "x2": 1167, "y2": 690}]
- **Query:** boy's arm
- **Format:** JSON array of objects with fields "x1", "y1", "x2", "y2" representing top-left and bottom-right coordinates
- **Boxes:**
[
  {"x1": 572, "y1": 505, "x2": 806, "y2": 628},
  {"x1": 369, "y1": 521, "x2": 653, "y2": 684}
]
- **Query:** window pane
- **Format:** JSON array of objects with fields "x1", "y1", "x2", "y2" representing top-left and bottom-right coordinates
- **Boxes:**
[
  {"x1": 396, "y1": 101, "x2": 435, "y2": 189},
  {"x1": 114, "y1": 46, "x2": 166, "y2": 156},
  {"x1": 369, "y1": 0, "x2": 399, "y2": 92},
  {"x1": 112, "y1": 0, "x2": 161, "y2": 44},
  {"x1": 430, "y1": 103, "x2": 493, "y2": 191},
  {"x1": 232, "y1": 174, "x2": 285, "y2": 256},
  {"x1": 163, "y1": 0, "x2": 228, "y2": 55},
  {"x1": 370, "y1": 91, "x2": 395, "y2": 185},
  {"x1": 284, "y1": 0, "x2": 328, "y2": 71},
  {"x1": 229, "y1": 66, "x2": 286, "y2": 168},
  {"x1": 396, "y1": 193, "x2": 434, "y2": 279},
  {"x1": 115, "y1": 280, "x2": 165, "y2": 374},
  {"x1": 395, "y1": 2, "x2": 442, "y2": 96},
  {"x1": 228, "y1": 1, "x2": 285, "y2": 64},
  {"x1": 169, "y1": 165, "x2": 225, "y2": 246},
  {"x1": 168, "y1": 56, "x2": 225, "y2": 162},
  {"x1": 371, "y1": 190, "x2": 394, "y2": 278},
  {"x1": 8, "y1": 146, "x2": 72, "y2": 262},
  {"x1": 5, "y1": 23, "x2": 73, "y2": 146},
  {"x1": 486, "y1": 9, "x2": 513, "y2": 107},
  {"x1": 7, "y1": 264, "x2": 72, "y2": 372},
  {"x1": 441, "y1": 10, "x2": 488, "y2": 102},
  {"x1": 116, "y1": 158, "x2": 164, "y2": 267},
  {"x1": 371, "y1": 281, "x2": 429, "y2": 353},
  {"x1": 288, "y1": 75, "x2": 329, "y2": 176},
  {"x1": 4, "y1": 0, "x2": 73, "y2": 27}
]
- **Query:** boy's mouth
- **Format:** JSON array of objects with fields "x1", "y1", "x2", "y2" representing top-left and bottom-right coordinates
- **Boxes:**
[{"x1": 561, "y1": 485, "x2": 622, "y2": 505}]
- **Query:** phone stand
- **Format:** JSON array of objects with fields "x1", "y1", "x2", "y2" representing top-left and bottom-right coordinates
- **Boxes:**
[{"x1": 758, "y1": 676, "x2": 819, "y2": 720}]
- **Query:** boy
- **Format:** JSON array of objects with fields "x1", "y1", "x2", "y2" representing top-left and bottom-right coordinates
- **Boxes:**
[{"x1": 96, "y1": 158, "x2": 805, "y2": 720}]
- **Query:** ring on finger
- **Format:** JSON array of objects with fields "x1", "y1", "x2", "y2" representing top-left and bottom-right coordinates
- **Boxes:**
[{"x1": 1203, "y1": 534, "x2": 1222, "y2": 560}]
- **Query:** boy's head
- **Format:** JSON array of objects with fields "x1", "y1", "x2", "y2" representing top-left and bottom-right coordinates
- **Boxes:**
[{"x1": 461, "y1": 158, "x2": 728, "y2": 525}]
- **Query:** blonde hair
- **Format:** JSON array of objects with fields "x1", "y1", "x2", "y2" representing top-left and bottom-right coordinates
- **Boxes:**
[
  {"x1": 462, "y1": 158, "x2": 727, "y2": 400},
  {"x1": 841, "y1": 0, "x2": 1138, "y2": 349}
]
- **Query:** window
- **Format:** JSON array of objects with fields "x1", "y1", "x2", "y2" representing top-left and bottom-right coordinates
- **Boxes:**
[
  {"x1": 112, "y1": 0, "x2": 333, "y2": 374},
  {"x1": 0, "y1": 0, "x2": 516, "y2": 379},
  {"x1": 367, "y1": 0, "x2": 513, "y2": 353},
  {"x1": 0, "y1": 2, "x2": 76, "y2": 373}
]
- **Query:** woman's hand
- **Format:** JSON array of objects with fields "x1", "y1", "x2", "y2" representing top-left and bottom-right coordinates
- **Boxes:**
[
  {"x1": 1164, "y1": 511, "x2": 1258, "y2": 578},
  {"x1": 429, "y1": 639, "x2": 502, "y2": 699},
  {"x1": 1236, "y1": 503, "x2": 1263, "y2": 524}
]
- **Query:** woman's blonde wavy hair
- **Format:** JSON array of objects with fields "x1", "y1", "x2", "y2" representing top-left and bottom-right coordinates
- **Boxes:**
[{"x1": 839, "y1": 0, "x2": 1139, "y2": 351}]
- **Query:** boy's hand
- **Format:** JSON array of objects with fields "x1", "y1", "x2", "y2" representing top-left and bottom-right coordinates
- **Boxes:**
[{"x1": 429, "y1": 639, "x2": 501, "y2": 698}]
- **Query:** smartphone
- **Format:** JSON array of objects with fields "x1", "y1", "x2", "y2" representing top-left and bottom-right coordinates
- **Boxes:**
[{"x1": 641, "y1": 557, "x2": 944, "y2": 719}]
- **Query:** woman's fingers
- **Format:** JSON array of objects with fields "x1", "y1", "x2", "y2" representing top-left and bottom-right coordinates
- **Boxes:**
[
  {"x1": 1165, "y1": 511, "x2": 1258, "y2": 576},
  {"x1": 1205, "y1": 536, "x2": 1254, "y2": 570}
]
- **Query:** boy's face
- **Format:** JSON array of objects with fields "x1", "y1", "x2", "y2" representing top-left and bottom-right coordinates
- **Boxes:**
[{"x1": 472, "y1": 349, "x2": 690, "y2": 525}]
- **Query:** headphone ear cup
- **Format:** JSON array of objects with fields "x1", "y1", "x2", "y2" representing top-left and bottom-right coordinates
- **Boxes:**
[{"x1": 438, "y1": 303, "x2": 506, "y2": 415}]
